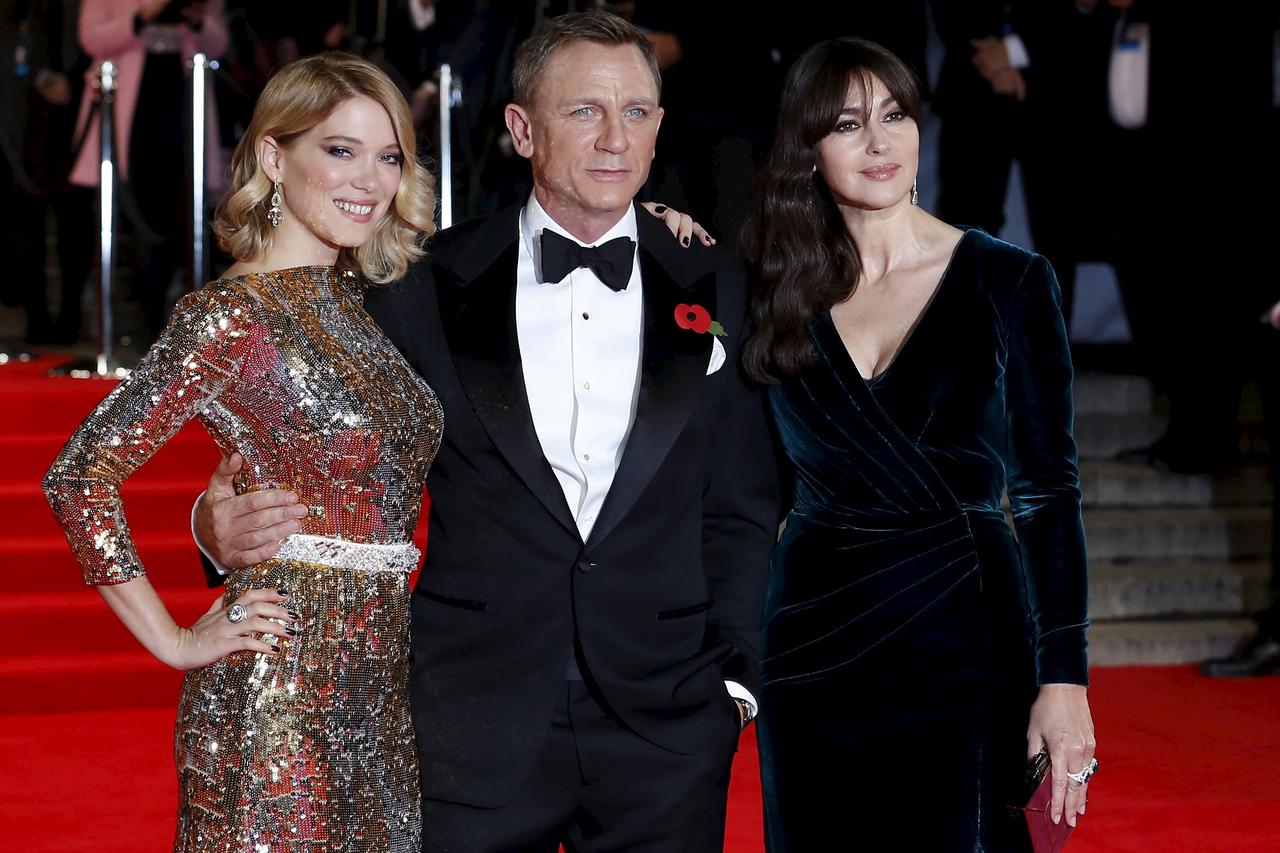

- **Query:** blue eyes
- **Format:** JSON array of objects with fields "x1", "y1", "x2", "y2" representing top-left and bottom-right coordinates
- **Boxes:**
[
  {"x1": 326, "y1": 147, "x2": 404, "y2": 166},
  {"x1": 571, "y1": 107, "x2": 649, "y2": 119}
]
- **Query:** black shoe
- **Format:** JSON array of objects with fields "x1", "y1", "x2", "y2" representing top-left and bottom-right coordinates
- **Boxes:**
[{"x1": 1200, "y1": 633, "x2": 1280, "y2": 678}]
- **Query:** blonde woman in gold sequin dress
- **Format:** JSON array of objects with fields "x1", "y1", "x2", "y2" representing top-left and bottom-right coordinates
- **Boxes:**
[{"x1": 43, "y1": 54, "x2": 441, "y2": 852}]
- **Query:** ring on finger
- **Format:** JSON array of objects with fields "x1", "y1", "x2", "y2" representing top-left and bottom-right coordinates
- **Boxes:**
[
  {"x1": 226, "y1": 603, "x2": 248, "y2": 624},
  {"x1": 1066, "y1": 757, "x2": 1099, "y2": 786}
]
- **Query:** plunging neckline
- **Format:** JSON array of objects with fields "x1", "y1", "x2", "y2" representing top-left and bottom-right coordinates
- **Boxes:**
[{"x1": 825, "y1": 229, "x2": 972, "y2": 386}]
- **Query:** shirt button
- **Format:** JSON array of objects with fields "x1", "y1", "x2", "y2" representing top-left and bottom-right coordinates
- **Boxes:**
[
  {"x1": 583, "y1": 381, "x2": 591, "y2": 390},
  {"x1": 582, "y1": 312, "x2": 590, "y2": 320},
  {"x1": 583, "y1": 453, "x2": 591, "y2": 461}
]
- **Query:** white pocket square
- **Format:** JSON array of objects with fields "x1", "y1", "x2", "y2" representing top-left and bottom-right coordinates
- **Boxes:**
[{"x1": 707, "y1": 337, "x2": 726, "y2": 375}]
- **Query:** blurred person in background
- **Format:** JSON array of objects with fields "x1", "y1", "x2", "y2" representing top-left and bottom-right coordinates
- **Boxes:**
[
  {"x1": 1, "y1": 0, "x2": 93, "y2": 345},
  {"x1": 70, "y1": 0, "x2": 227, "y2": 339},
  {"x1": 1202, "y1": 294, "x2": 1280, "y2": 678},
  {"x1": 382, "y1": 0, "x2": 524, "y2": 217}
]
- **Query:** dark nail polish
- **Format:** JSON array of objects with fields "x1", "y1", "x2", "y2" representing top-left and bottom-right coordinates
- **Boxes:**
[
  {"x1": 277, "y1": 588, "x2": 289, "y2": 596},
  {"x1": 682, "y1": 236, "x2": 690, "y2": 246},
  {"x1": 288, "y1": 609, "x2": 300, "y2": 620},
  {"x1": 287, "y1": 627, "x2": 298, "y2": 636},
  {"x1": 654, "y1": 205, "x2": 667, "y2": 214}
]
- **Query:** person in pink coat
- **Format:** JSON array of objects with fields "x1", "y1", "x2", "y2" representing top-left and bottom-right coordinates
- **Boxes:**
[{"x1": 70, "y1": 0, "x2": 227, "y2": 336}]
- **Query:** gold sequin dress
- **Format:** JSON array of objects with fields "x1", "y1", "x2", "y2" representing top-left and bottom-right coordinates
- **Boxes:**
[{"x1": 43, "y1": 266, "x2": 443, "y2": 852}]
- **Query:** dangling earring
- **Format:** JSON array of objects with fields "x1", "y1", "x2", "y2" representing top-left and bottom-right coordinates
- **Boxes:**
[
  {"x1": 267, "y1": 182, "x2": 284, "y2": 227},
  {"x1": 910, "y1": 177, "x2": 919, "y2": 206}
]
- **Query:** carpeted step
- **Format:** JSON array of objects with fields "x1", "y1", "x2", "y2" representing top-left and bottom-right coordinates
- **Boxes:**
[
  {"x1": 2, "y1": 534, "x2": 213, "y2": 593},
  {"x1": 1089, "y1": 561, "x2": 1271, "y2": 621},
  {"x1": 1081, "y1": 462, "x2": 1272, "y2": 509},
  {"x1": 1073, "y1": 373, "x2": 1154, "y2": 416},
  {"x1": 0, "y1": 650, "x2": 186, "y2": 713},
  {"x1": 0, "y1": 589, "x2": 218, "y2": 657},
  {"x1": 1074, "y1": 412, "x2": 1167, "y2": 460},
  {"x1": 1084, "y1": 507, "x2": 1272, "y2": 562},
  {"x1": 1, "y1": 425, "x2": 220, "y2": 484},
  {"x1": 1, "y1": 480, "x2": 209, "y2": 540},
  {"x1": 1087, "y1": 618, "x2": 1256, "y2": 665},
  {"x1": 0, "y1": 377, "x2": 126, "y2": 432}
]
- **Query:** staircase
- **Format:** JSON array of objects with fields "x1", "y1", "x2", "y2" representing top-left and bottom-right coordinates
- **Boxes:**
[
  {"x1": 1075, "y1": 373, "x2": 1271, "y2": 665},
  {"x1": 0, "y1": 360, "x2": 217, "y2": 713},
  {"x1": 0, "y1": 357, "x2": 428, "y2": 714}
]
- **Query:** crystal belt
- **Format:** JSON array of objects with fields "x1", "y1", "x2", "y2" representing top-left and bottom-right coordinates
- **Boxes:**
[{"x1": 276, "y1": 533, "x2": 420, "y2": 573}]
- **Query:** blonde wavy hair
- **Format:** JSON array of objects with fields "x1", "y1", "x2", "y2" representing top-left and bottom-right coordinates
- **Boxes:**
[{"x1": 213, "y1": 52, "x2": 435, "y2": 284}]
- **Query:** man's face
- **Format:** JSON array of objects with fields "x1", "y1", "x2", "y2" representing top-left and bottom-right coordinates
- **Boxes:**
[{"x1": 506, "y1": 41, "x2": 663, "y2": 236}]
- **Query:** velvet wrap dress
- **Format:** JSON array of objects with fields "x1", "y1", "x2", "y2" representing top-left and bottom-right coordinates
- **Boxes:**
[{"x1": 757, "y1": 230, "x2": 1090, "y2": 851}]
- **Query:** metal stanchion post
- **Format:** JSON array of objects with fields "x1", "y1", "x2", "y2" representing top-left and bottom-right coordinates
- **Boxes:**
[
  {"x1": 188, "y1": 52, "x2": 217, "y2": 290},
  {"x1": 435, "y1": 64, "x2": 463, "y2": 228},
  {"x1": 49, "y1": 61, "x2": 131, "y2": 379}
]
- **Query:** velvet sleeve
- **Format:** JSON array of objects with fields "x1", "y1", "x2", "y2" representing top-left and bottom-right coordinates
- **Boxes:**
[{"x1": 1003, "y1": 254, "x2": 1090, "y2": 686}]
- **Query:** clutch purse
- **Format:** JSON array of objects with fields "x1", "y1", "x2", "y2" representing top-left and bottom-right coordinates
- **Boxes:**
[{"x1": 1015, "y1": 751, "x2": 1074, "y2": 853}]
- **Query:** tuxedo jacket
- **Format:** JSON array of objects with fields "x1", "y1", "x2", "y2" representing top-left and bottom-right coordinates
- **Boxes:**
[{"x1": 362, "y1": 202, "x2": 780, "y2": 807}]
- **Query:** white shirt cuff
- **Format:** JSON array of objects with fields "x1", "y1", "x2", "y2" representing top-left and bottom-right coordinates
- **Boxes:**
[
  {"x1": 725, "y1": 680, "x2": 757, "y2": 720},
  {"x1": 1004, "y1": 34, "x2": 1030, "y2": 69},
  {"x1": 191, "y1": 491, "x2": 231, "y2": 576}
]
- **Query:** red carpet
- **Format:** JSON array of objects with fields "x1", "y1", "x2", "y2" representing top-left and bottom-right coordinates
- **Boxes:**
[{"x1": 4, "y1": 359, "x2": 1279, "y2": 851}]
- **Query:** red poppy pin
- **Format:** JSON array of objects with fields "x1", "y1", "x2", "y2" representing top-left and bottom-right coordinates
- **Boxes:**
[{"x1": 674, "y1": 303, "x2": 726, "y2": 337}]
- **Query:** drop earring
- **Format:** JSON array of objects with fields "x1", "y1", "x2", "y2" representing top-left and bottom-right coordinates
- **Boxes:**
[
  {"x1": 910, "y1": 178, "x2": 919, "y2": 206},
  {"x1": 267, "y1": 182, "x2": 284, "y2": 227}
]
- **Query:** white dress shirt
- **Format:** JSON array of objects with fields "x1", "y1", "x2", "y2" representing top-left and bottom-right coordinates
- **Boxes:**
[
  {"x1": 517, "y1": 197, "x2": 644, "y2": 541},
  {"x1": 518, "y1": 195, "x2": 754, "y2": 718}
]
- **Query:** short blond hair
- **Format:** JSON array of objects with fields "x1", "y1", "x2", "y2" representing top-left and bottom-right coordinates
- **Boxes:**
[{"x1": 213, "y1": 52, "x2": 435, "y2": 284}]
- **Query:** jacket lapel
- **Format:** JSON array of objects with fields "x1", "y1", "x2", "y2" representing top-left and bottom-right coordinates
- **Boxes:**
[
  {"x1": 435, "y1": 207, "x2": 580, "y2": 540},
  {"x1": 586, "y1": 208, "x2": 718, "y2": 548}
]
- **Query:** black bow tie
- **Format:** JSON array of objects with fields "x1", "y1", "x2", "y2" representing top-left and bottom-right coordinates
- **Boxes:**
[{"x1": 539, "y1": 230, "x2": 636, "y2": 292}]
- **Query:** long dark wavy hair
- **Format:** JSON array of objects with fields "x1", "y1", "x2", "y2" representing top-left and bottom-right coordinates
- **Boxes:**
[{"x1": 741, "y1": 38, "x2": 923, "y2": 385}]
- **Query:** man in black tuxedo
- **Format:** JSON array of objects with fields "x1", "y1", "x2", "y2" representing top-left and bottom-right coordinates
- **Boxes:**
[{"x1": 194, "y1": 10, "x2": 780, "y2": 852}]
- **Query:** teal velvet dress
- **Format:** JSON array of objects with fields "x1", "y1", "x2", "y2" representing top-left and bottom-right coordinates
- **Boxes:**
[{"x1": 757, "y1": 230, "x2": 1090, "y2": 851}]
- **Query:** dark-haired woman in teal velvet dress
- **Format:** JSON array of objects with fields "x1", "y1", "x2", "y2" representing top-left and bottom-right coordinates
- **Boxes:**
[{"x1": 742, "y1": 39, "x2": 1097, "y2": 851}]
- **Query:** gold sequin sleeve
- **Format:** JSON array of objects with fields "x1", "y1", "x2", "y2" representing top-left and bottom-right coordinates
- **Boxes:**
[{"x1": 43, "y1": 284, "x2": 264, "y2": 585}]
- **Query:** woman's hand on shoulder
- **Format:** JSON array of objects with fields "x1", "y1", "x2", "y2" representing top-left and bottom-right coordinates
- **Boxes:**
[{"x1": 641, "y1": 202, "x2": 716, "y2": 248}]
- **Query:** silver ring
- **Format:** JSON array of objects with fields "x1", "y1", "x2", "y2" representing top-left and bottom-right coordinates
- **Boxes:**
[
  {"x1": 226, "y1": 603, "x2": 248, "y2": 624},
  {"x1": 1066, "y1": 757, "x2": 1098, "y2": 786}
]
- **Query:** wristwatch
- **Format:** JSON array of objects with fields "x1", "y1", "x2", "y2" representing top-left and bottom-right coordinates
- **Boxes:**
[{"x1": 733, "y1": 697, "x2": 756, "y2": 730}]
